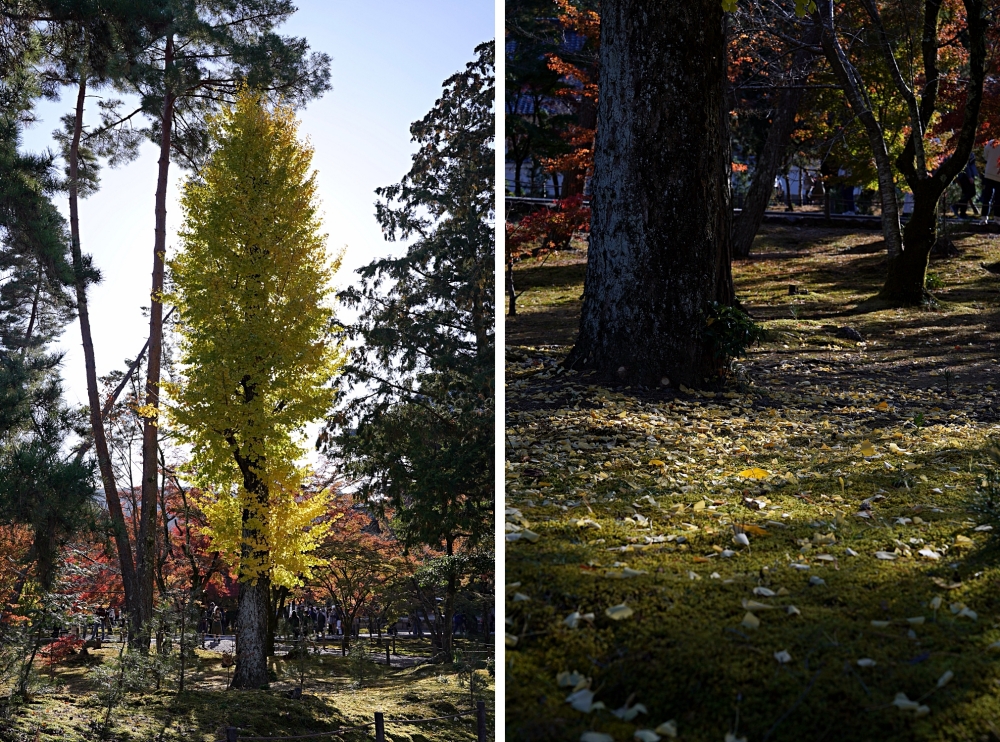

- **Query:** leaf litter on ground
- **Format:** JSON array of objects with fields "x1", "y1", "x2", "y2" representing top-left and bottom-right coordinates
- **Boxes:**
[{"x1": 505, "y1": 229, "x2": 1000, "y2": 742}]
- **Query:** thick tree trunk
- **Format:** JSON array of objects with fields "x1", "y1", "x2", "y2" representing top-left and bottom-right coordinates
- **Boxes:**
[
  {"x1": 565, "y1": 0, "x2": 731, "y2": 388},
  {"x1": 66, "y1": 72, "x2": 141, "y2": 637},
  {"x1": 231, "y1": 576, "x2": 270, "y2": 689},
  {"x1": 228, "y1": 429, "x2": 272, "y2": 688},
  {"x1": 138, "y1": 33, "x2": 175, "y2": 648},
  {"x1": 732, "y1": 24, "x2": 818, "y2": 258}
]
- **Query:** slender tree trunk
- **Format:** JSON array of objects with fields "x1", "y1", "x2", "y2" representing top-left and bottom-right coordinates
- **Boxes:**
[
  {"x1": 267, "y1": 585, "x2": 288, "y2": 657},
  {"x1": 21, "y1": 276, "x2": 41, "y2": 353},
  {"x1": 878, "y1": 0, "x2": 986, "y2": 303},
  {"x1": 138, "y1": 33, "x2": 175, "y2": 648},
  {"x1": 506, "y1": 260, "x2": 517, "y2": 316},
  {"x1": 732, "y1": 23, "x2": 818, "y2": 259},
  {"x1": 66, "y1": 71, "x2": 141, "y2": 639},
  {"x1": 566, "y1": 0, "x2": 731, "y2": 388},
  {"x1": 514, "y1": 159, "x2": 523, "y2": 196},
  {"x1": 32, "y1": 518, "x2": 58, "y2": 591},
  {"x1": 441, "y1": 569, "x2": 456, "y2": 658},
  {"x1": 817, "y1": 0, "x2": 903, "y2": 257}
]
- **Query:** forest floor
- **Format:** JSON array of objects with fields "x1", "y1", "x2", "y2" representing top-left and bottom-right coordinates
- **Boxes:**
[
  {"x1": 0, "y1": 637, "x2": 494, "y2": 742},
  {"x1": 505, "y1": 224, "x2": 1000, "y2": 742}
]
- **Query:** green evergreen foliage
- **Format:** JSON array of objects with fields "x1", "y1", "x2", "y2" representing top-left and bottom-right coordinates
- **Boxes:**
[
  {"x1": 0, "y1": 15, "x2": 95, "y2": 590},
  {"x1": 322, "y1": 42, "x2": 494, "y2": 657},
  {"x1": 328, "y1": 41, "x2": 495, "y2": 553}
]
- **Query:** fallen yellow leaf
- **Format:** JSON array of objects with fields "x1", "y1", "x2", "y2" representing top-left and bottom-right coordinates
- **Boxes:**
[{"x1": 737, "y1": 467, "x2": 770, "y2": 479}]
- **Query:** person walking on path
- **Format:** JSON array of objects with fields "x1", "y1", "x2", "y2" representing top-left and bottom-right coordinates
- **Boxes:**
[
  {"x1": 980, "y1": 141, "x2": 1000, "y2": 224},
  {"x1": 953, "y1": 152, "x2": 980, "y2": 218},
  {"x1": 211, "y1": 605, "x2": 223, "y2": 639}
]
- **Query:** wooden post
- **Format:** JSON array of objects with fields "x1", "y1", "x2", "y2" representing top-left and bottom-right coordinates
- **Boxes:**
[
  {"x1": 477, "y1": 701, "x2": 486, "y2": 742},
  {"x1": 374, "y1": 711, "x2": 385, "y2": 742},
  {"x1": 226, "y1": 726, "x2": 238, "y2": 742}
]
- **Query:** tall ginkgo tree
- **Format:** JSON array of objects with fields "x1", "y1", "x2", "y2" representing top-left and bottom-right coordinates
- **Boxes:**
[{"x1": 167, "y1": 89, "x2": 344, "y2": 689}]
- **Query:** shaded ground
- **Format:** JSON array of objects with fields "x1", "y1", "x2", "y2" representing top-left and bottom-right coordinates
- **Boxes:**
[
  {"x1": 1, "y1": 637, "x2": 494, "y2": 742},
  {"x1": 505, "y1": 225, "x2": 1000, "y2": 741}
]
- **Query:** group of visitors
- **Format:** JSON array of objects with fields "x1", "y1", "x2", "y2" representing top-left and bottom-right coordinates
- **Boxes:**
[
  {"x1": 284, "y1": 603, "x2": 345, "y2": 640},
  {"x1": 952, "y1": 142, "x2": 1000, "y2": 221},
  {"x1": 88, "y1": 604, "x2": 123, "y2": 641},
  {"x1": 197, "y1": 602, "x2": 233, "y2": 644}
]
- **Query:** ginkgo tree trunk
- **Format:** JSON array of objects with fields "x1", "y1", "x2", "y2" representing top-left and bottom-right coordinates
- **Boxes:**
[
  {"x1": 167, "y1": 90, "x2": 343, "y2": 689},
  {"x1": 564, "y1": 0, "x2": 734, "y2": 387}
]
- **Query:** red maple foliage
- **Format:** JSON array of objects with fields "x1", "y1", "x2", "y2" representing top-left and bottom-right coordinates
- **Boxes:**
[{"x1": 305, "y1": 494, "x2": 411, "y2": 648}]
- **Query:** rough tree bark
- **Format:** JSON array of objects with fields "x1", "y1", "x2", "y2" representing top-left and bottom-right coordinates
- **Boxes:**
[
  {"x1": 232, "y1": 574, "x2": 270, "y2": 688},
  {"x1": 228, "y1": 425, "x2": 271, "y2": 688},
  {"x1": 732, "y1": 21, "x2": 819, "y2": 258},
  {"x1": 230, "y1": 485, "x2": 272, "y2": 687},
  {"x1": 67, "y1": 71, "x2": 142, "y2": 639},
  {"x1": 565, "y1": 0, "x2": 733, "y2": 388}
]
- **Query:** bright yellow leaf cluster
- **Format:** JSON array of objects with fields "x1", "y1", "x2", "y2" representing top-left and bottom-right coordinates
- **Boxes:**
[{"x1": 166, "y1": 88, "x2": 345, "y2": 586}]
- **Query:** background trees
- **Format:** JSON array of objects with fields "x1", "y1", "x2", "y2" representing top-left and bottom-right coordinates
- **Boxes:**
[
  {"x1": 817, "y1": 0, "x2": 987, "y2": 304},
  {"x1": 168, "y1": 90, "x2": 343, "y2": 689},
  {"x1": 311, "y1": 496, "x2": 408, "y2": 654},
  {"x1": 324, "y1": 42, "x2": 495, "y2": 659}
]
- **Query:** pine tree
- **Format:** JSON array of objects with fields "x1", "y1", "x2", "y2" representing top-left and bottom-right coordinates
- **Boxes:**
[
  {"x1": 323, "y1": 42, "x2": 495, "y2": 659},
  {"x1": 0, "y1": 22, "x2": 94, "y2": 593},
  {"x1": 167, "y1": 89, "x2": 344, "y2": 689}
]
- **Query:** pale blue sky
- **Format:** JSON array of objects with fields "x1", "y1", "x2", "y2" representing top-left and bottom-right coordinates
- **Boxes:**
[{"x1": 20, "y1": 0, "x2": 494, "y2": 408}]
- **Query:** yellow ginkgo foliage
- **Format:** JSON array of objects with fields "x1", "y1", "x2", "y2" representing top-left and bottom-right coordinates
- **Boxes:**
[
  {"x1": 196, "y1": 481, "x2": 334, "y2": 590},
  {"x1": 166, "y1": 88, "x2": 345, "y2": 591}
]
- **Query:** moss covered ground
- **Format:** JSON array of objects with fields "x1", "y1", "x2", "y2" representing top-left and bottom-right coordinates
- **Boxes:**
[
  {"x1": 0, "y1": 638, "x2": 493, "y2": 742},
  {"x1": 505, "y1": 225, "x2": 1000, "y2": 741}
]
